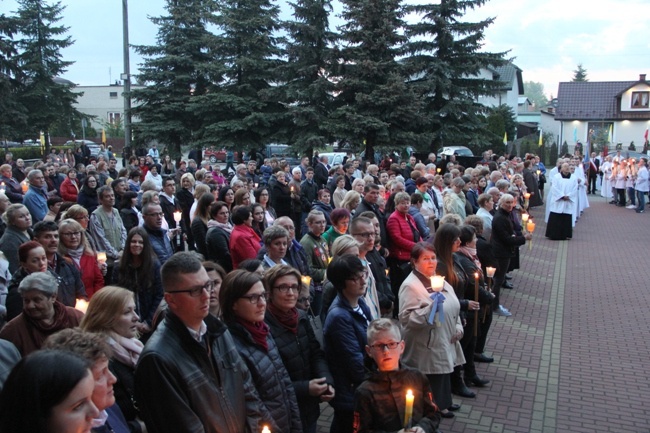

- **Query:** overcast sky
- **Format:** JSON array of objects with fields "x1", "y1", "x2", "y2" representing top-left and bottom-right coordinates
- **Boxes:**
[{"x1": 2, "y1": 0, "x2": 649, "y2": 98}]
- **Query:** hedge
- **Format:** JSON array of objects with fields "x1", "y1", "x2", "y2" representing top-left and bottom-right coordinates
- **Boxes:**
[{"x1": 0, "y1": 145, "x2": 74, "y2": 162}]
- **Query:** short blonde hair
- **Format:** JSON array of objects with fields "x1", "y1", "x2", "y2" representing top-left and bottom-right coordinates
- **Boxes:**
[{"x1": 367, "y1": 318, "x2": 401, "y2": 344}]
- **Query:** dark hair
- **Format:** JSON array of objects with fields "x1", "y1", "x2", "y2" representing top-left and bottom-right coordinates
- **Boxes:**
[
  {"x1": 432, "y1": 224, "x2": 461, "y2": 287},
  {"x1": 317, "y1": 189, "x2": 330, "y2": 199},
  {"x1": 218, "y1": 186, "x2": 234, "y2": 204},
  {"x1": 117, "y1": 226, "x2": 157, "y2": 291},
  {"x1": 129, "y1": 169, "x2": 141, "y2": 180},
  {"x1": 161, "y1": 252, "x2": 203, "y2": 292},
  {"x1": 253, "y1": 187, "x2": 269, "y2": 203},
  {"x1": 202, "y1": 261, "x2": 226, "y2": 280},
  {"x1": 33, "y1": 220, "x2": 58, "y2": 237},
  {"x1": 111, "y1": 178, "x2": 125, "y2": 189},
  {"x1": 329, "y1": 208, "x2": 351, "y2": 225},
  {"x1": 410, "y1": 193, "x2": 423, "y2": 205},
  {"x1": 459, "y1": 224, "x2": 476, "y2": 246},
  {"x1": 46, "y1": 196, "x2": 63, "y2": 209},
  {"x1": 80, "y1": 174, "x2": 98, "y2": 194},
  {"x1": 237, "y1": 258, "x2": 263, "y2": 273},
  {"x1": 119, "y1": 190, "x2": 138, "y2": 210},
  {"x1": 195, "y1": 192, "x2": 215, "y2": 224},
  {"x1": 0, "y1": 350, "x2": 91, "y2": 433},
  {"x1": 327, "y1": 254, "x2": 366, "y2": 292},
  {"x1": 209, "y1": 201, "x2": 229, "y2": 219},
  {"x1": 410, "y1": 242, "x2": 436, "y2": 262},
  {"x1": 18, "y1": 240, "x2": 45, "y2": 264},
  {"x1": 231, "y1": 205, "x2": 252, "y2": 225},
  {"x1": 219, "y1": 269, "x2": 263, "y2": 323}
]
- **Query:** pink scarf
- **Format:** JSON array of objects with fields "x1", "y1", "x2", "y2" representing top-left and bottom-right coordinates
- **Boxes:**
[
  {"x1": 458, "y1": 246, "x2": 482, "y2": 271},
  {"x1": 108, "y1": 333, "x2": 144, "y2": 368}
]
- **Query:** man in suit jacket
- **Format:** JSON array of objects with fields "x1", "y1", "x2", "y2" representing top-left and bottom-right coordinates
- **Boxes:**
[{"x1": 314, "y1": 156, "x2": 329, "y2": 189}]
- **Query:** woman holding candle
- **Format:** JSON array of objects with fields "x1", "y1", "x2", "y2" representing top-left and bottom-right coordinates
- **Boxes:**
[
  {"x1": 454, "y1": 225, "x2": 494, "y2": 387},
  {"x1": 220, "y1": 269, "x2": 302, "y2": 433},
  {"x1": 398, "y1": 242, "x2": 464, "y2": 419},
  {"x1": 264, "y1": 265, "x2": 335, "y2": 433}
]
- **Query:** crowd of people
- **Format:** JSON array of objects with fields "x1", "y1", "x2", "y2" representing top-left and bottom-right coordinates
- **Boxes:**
[{"x1": 0, "y1": 145, "x2": 555, "y2": 433}]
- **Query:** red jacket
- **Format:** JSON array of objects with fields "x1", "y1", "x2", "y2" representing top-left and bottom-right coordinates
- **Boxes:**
[
  {"x1": 386, "y1": 211, "x2": 421, "y2": 261},
  {"x1": 229, "y1": 224, "x2": 262, "y2": 269},
  {"x1": 67, "y1": 254, "x2": 105, "y2": 298},
  {"x1": 60, "y1": 177, "x2": 79, "y2": 202}
]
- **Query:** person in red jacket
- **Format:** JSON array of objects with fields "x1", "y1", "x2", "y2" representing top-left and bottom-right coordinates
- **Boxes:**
[
  {"x1": 229, "y1": 205, "x2": 262, "y2": 269},
  {"x1": 386, "y1": 191, "x2": 421, "y2": 307},
  {"x1": 58, "y1": 218, "x2": 105, "y2": 298},
  {"x1": 59, "y1": 168, "x2": 80, "y2": 202}
]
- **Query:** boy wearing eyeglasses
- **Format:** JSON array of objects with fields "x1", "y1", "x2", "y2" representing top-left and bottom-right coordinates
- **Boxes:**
[{"x1": 353, "y1": 318, "x2": 440, "y2": 433}]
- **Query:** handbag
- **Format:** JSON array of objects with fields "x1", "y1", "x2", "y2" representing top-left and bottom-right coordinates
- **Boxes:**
[{"x1": 307, "y1": 307, "x2": 324, "y2": 346}]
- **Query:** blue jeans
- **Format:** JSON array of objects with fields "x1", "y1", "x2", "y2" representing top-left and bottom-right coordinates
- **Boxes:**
[
  {"x1": 636, "y1": 190, "x2": 646, "y2": 212},
  {"x1": 628, "y1": 187, "x2": 636, "y2": 205}
]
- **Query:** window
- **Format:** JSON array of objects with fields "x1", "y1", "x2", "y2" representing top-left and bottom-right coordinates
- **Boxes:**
[
  {"x1": 631, "y1": 91, "x2": 649, "y2": 109},
  {"x1": 108, "y1": 112, "x2": 121, "y2": 125},
  {"x1": 109, "y1": 92, "x2": 118, "y2": 99}
]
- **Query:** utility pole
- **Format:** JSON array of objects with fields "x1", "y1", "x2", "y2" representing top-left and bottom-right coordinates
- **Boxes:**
[{"x1": 122, "y1": 0, "x2": 132, "y2": 151}]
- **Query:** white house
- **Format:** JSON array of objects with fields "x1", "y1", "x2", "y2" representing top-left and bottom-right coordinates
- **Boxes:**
[{"x1": 73, "y1": 83, "x2": 144, "y2": 130}]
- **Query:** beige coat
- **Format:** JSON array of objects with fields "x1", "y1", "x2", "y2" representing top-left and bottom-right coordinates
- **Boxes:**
[{"x1": 398, "y1": 272, "x2": 465, "y2": 375}]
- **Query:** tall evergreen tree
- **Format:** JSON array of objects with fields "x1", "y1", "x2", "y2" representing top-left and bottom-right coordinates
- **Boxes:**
[
  {"x1": 131, "y1": 0, "x2": 215, "y2": 158},
  {"x1": 572, "y1": 63, "x2": 588, "y2": 82},
  {"x1": 330, "y1": 0, "x2": 426, "y2": 162},
  {"x1": 281, "y1": 0, "x2": 335, "y2": 154},
  {"x1": 0, "y1": 13, "x2": 27, "y2": 140},
  {"x1": 191, "y1": 0, "x2": 286, "y2": 151},
  {"x1": 13, "y1": 0, "x2": 81, "y2": 143},
  {"x1": 404, "y1": 0, "x2": 508, "y2": 153}
]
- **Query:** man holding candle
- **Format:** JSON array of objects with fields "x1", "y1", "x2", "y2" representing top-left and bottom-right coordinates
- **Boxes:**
[{"x1": 353, "y1": 318, "x2": 441, "y2": 433}]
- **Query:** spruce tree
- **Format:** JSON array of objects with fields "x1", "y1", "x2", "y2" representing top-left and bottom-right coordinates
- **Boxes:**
[
  {"x1": 0, "y1": 13, "x2": 27, "y2": 140},
  {"x1": 572, "y1": 63, "x2": 588, "y2": 82},
  {"x1": 330, "y1": 0, "x2": 426, "y2": 162},
  {"x1": 191, "y1": 0, "x2": 286, "y2": 152},
  {"x1": 281, "y1": 0, "x2": 336, "y2": 154},
  {"x1": 404, "y1": 0, "x2": 508, "y2": 153},
  {"x1": 13, "y1": 0, "x2": 81, "y2": 144},
  {"x1": 131, "y1": 0, "x2": 215, "y2": 158}
]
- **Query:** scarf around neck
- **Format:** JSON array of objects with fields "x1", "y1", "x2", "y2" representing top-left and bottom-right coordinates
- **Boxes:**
[
  {"x1": 458, "y1": 246, "x2": 482, "y2": 271},
  {"x1": 235, "y1": 317, "x2": 270, "y2": 352},
  {"x1": 108, "y1": 333, "x2": 144, "y2": 368},
  {"x1": 267, "y1": 303, "x2": 299, "y2": 334},
  {"x1": 208, "y1": 219, "x2": 233, "y2": 234},
  {"x1": 67, "y1": 246, "x2": 85, "y2": 267}
]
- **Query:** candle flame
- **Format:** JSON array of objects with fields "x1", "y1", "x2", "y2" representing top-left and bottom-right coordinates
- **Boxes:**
[{"x1": 75, "y1": 299, "x2": 89, "y2": 313}]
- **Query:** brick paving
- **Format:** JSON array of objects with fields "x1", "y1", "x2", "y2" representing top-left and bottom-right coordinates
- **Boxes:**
[{"x1": 317, "y1": 193, "x2": 650, "y2": 433}]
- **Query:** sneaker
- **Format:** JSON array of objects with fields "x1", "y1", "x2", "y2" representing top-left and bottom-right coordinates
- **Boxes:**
[
  {"x1": 626, "y1": 205, "x2": 636, "y2": 209},
  {"x1": 493, "y1": 306, "x2": 512, "y2": 317}
]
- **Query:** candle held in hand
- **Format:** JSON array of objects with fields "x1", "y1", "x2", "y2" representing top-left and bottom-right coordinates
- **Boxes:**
[
  {"x1": 173, "y1": 210, "x2": 182, "y2": 223},
  {"x1": 486, "y1": 267, "x2": 496, "y2": 278},
  {"x1": 404, "y1": 389, "x2": 414, "y2": 429},
  {"x1": 261, "y1": 426, "x2": 271, "y2": 433},
  {"x1": 430, "y1": 275, "x2": 444, "y2": 292},
  {"x1": 96, "y1": 252, "x2": 107, "y2": 265},
  {"x1": 75, "y1": 299, "x2": 89, "y2": 313}
]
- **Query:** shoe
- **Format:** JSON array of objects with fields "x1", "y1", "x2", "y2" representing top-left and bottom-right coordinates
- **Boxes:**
[
  {"x1": 452, "y1": 385, "x2": 476, "y2": 398},
  {"x1": 636, "y1": 210, "x2": 645, "y2": 213},
  {"x1": 505, "y1": 274, "x2": 512, "y2": 280},
  {"x1": 466, "y1": 375, "x2": 490, "y2": 387},
  {"x1": 440, "y1": 410, "x2": 455, "y2": 418},
  {"x1": 474, "y1": 353, "x2": 494, "y2": 363},
  {"x1": 502, "y1": 281, "x2": 514, "y2": 289},
  {"x1": 626, "y1": 205, "x2": 636, "y2": 209},
  {"x1": 447, "y1": 404, "x2": 461, "y2": 411},
  {"x1": 494, "y1": 306, "x2": 512, "y2": 317}
]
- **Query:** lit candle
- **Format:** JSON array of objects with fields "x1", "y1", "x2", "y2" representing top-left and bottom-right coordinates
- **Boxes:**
[
  {"x1": 290, "y1": 185, "x2": 295, "y2": 192},
  {"x1": 474, "y1": 272, "x2": 479, "y2": 336},
  {"x1": 21, "y1": 180, "x2": 28, "y2": 193},
  {"x1": 403, "y1": 389, "x2": 414, "y2": 429},
  {"x1": 75, "y1": 298, "x2": 89, "y2": 313},
  {"x1": 536, "y1": 169, "x2": 541, "y2": 176},
  {"x1": 327, "y1": 256, "x2": 332, "y2": 265},
  {"x1": 436, "y1": 168, "x2": 441, "y2": 173},
  {"x1": 300, "y1": 275, "x2": 312, "y2": 287},
  {"x1": 527, "y1": 221, "x2": 536, "y2": 250},
  {"x1": 385, "y1": 269, "x2": 389, "y2": 277},
  {"x1": 523, "y1": 193, "x2": 531, "y2": 200},
  {"x1": 0, "y1": 182, "x2": 4, "y2": 192},
  {"x1": 261, "y1": 426, "x2": 271, "y2": 433},
  {"x1": 173, "y1": 210, "x2": 182, "y2": 223},
  {"x1": 254, "y1": 183, "x2": 259, "y2": 189},
  {"x1": 96, "y1": 251, "x2": 107, "y2": 265},
  {"x1": 429, "y1": 275, "x2": 444, "y2": 292},
  {"x1": 521, "y1": 213, "x2": 529, "y2": 223},
  {"x1": 485, "y1": 267, "x2": 496, "y2": 278}
]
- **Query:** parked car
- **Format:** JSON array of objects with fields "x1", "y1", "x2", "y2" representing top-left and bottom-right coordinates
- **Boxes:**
[
  {"x1": 65, "y1": 140, "x2": 101, "y2": 157},
  {"x1": 318, "y1": 152, "x2": 347, "y2": 166},
  {"x1": 204, "y1": 148, "x2": 240, "y2": 164},
  {"x1": 437, "y1": 146, "x2": 474, "y2": 158}
]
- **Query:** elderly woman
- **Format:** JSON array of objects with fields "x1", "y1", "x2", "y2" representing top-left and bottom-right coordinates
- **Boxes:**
[
  {"x1": 113, "y1": 227, "x2": 163, "y2": 333},
  {"x1": 80, "y1": 286, "x2": 146, "y2": 433},
  {"x1": 205, "y1": 201, "x2": 234, "y2": 272},
  {"x1": 229, "y1": 205, "x2": 262, "y2": 269},
  {"x1": 62, "y1": 204, "x2": 100, "y2": 253},
  {"x1": 0, "y1": 204, "x2": 32, "y2": 275},
  {"x1": 220, "y1": 269, "x2": 302, "y2": 433},
  {"x1": 261, "y1": 226, "x2": 291, "y2": 269},
  {"x1": 58, "y1": 218, "x2": 104, "y2": 299},
  {"x1": 408, "y1": 193, "x2": 430, "y2": 239},
  {"x1": 386, "y1": 191, "x2": 421, "y2": 299},
  {"x1": 0, "y1": 350, "x2": 98, "y2": 433},
  {"x1": 175, "y1": 172, "x2": 195, "y2": 247},
  {"x1": 60, "y1": 167, "x2": 80, "y2": 202},
  {"x1": 476, "y1": 193, "x2": 494, "y2": 239},
  {"x1": 311, "y1": 189, "x2": 333, "y2": 228},
  {"x1": 398, "y1": 242, "x2": 466, "y2": 419},
  {"x1": 323, "y1": 255, "x2": 372, "y2": 433},
  {"x1": 264, "y1": 265, "x2": 334, "y2": 433},
  {"x1": 5, "y1": 241, "x2": 49, "y2": 321},
  {"x1": 322, "y1": 207, "x2": 351, "y2": 249},
  {"x1": 300, "y1": 210, "x2": 330, "y2": 316},
  {"x1": 443, "y1": 177, "x2": 466, "y2": 219},
  {"x1": 0, "y1": 272, "x2": 84, "y2": 356}
]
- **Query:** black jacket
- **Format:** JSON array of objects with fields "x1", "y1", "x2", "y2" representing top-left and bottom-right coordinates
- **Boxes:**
[
  {"x1": 135, "y1": 313, "x2": 263, "y2": 433},
  {"x1": 300, "y1": 179, "x2": 319, "y2": 212},
  {"x1": 206, "y1": 225, "x2": 233, "y2": 272},
  {"x1": 265, "y1": 309, "x2": 333, "y2": 430},
  {"x1": 490, "y1": 207, "x2": 526, "y2": 258},
  {"x1": 271, "y1": 182, "x2": 292, "y2": 218},
  {"x1": 314, "y1": 163, "x2": 328, "y2": 189}
]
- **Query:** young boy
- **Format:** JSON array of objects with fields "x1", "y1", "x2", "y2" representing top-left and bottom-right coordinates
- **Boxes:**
[{"x1": 353, "y1": 318, "x2": 440, "y2": 433}]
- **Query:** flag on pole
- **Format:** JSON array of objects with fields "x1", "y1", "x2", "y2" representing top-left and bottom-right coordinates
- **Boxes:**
[
  {"x1": 583, "y1": 137, "x2": 590, "y2": 164},
  {"x1": 573, "y1": 127, "x2": 578, "y2": 143},
  {"x1": 503, "y1": 132, "x2": 508, "y2": 146},
  {"x1": 101, "y1": 128, "x2": 107, "y2": 145},
  {"x1": 39, "y1": 131, "x2": 45, "y2": 147},
  {"x1": 538, "y1": 129, "x2": 543, "y2": 147}
]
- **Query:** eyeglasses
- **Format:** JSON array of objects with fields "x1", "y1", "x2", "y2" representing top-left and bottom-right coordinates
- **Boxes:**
[
  {"x1": 60, "y1": 232, "x2": 81, "y2": 238},
  {"x1": 240, "y1": 292, "x2": 267, "y2": 304},
  {"x1": 369, "y1": 341, "x2": 401, "y2": 351},
  {"x1": 167, "y1": 281, "x2": 215, "y2": 297},
  {"x1": 74, "y1": 215, "x2": 90, "y2": 221},
  {"x1": 273, "y1": 285, "x2": 300, "y2": 294},
  {"x1": 146, "y1": 212, "x2": 164, "y2": 217},
  {"x1": 297, "y1": 296, "x2": 313, "y2": 304},
  {"x1": 347, "y1": 272, "x2": 368, "y2": 283},
  {"x1": 352, "y1": 232, "x2": 376, "y2": 238}
]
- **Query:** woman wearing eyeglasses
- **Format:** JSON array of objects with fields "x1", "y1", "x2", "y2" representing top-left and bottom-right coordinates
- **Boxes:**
[
  {"x1": 220, "y1": 269, "x2": 302, "y2": 433},
  {"x1": 264, "y1": 265, "x2": 334, "y2": 433},
  {"x1": 323, "y1": 255, "x2": 372, "y2": 433},
  {"x1": 58, "y1": 218, "x2": 104, "y2": 299}
]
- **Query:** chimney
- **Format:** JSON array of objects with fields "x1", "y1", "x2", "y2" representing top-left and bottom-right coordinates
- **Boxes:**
[{"x1": 641, "y1": 74, "x2": 647, "y2": 82}]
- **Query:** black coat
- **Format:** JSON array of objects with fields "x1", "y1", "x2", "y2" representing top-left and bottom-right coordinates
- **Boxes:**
[
  {"x1": 314, "y1": 163, "x2": 328, "y2": 189},
  {"x1": 265, "y1": 309, "x2": 333, "y2": 430},
  {"x1": 490, "y1": 207, "x2": 526, "y2": 258},
  {"x1": 205, "y1": 225, "x2": 233, "y2": 272},
  {"x1": 271, "y1": 183, "x2": 292, "y2": 218}
]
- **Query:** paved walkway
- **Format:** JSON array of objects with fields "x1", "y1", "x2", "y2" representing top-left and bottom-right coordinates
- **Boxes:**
[{"x1": 317, "y1": 193, "x2": 650, "y2": 433}]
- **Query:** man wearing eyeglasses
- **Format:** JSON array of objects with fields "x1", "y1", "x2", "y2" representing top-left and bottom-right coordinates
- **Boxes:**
[
  {"x1": 135, "y1": 252, "x2": 264, "y2": 433},
  {"x1": 142, "y1": 202, "x2": 174, "y2": 265}
]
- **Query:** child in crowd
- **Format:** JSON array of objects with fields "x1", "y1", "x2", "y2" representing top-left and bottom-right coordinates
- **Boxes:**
[{"x1": 353, "y1": 318, "x2": 441, "y2": 433}]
